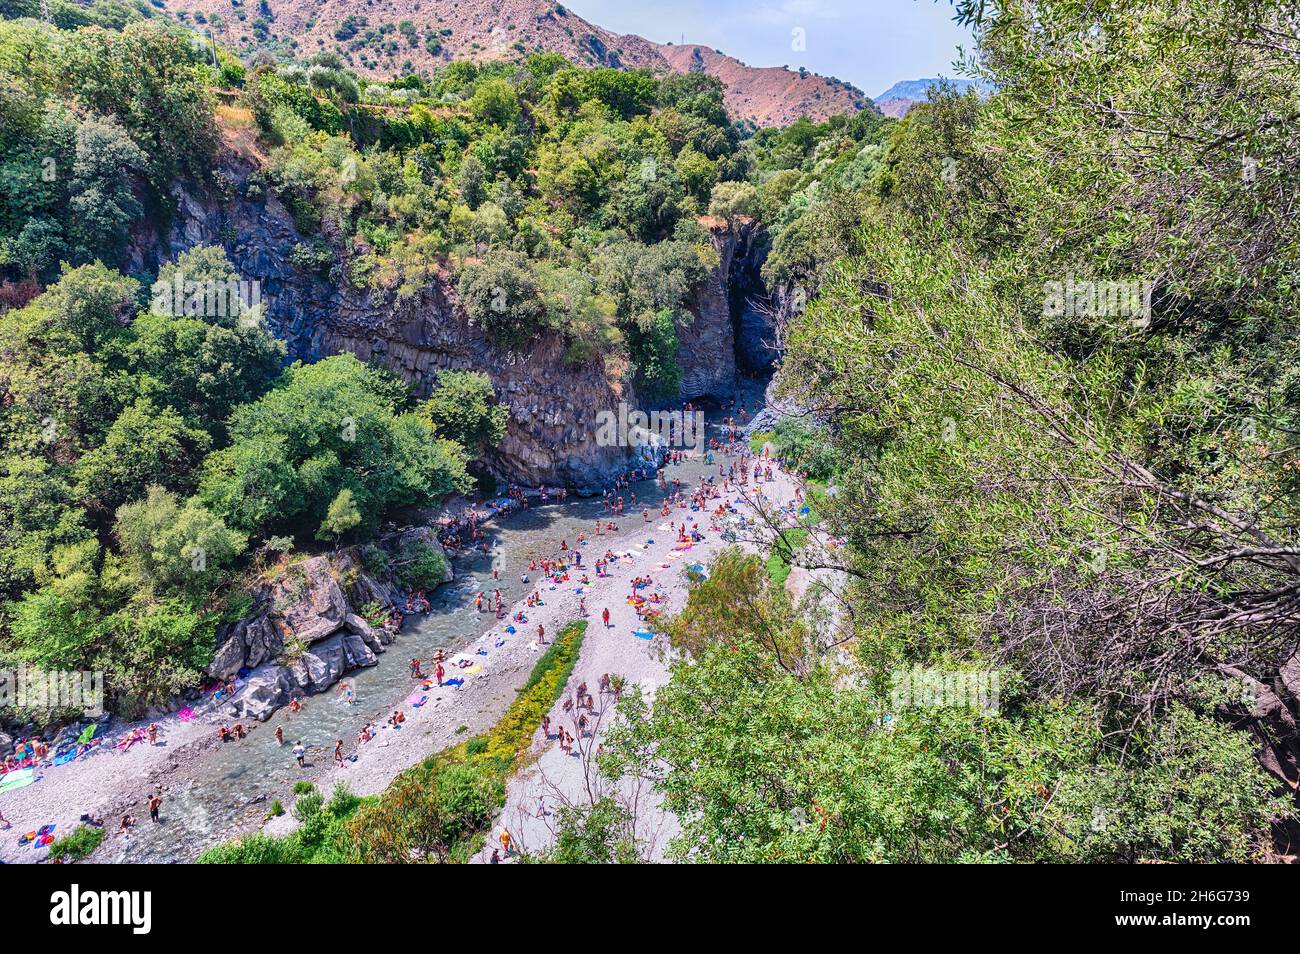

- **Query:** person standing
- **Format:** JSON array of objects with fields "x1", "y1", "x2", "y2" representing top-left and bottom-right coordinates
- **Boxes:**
[{"x1": 292, "y1": 740, "x2": 306, "y2": 768}]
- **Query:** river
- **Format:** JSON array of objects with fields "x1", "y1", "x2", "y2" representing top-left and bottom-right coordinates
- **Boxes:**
[{"x1": 96, "y1": 381, "x2": 767, "y2": 862}]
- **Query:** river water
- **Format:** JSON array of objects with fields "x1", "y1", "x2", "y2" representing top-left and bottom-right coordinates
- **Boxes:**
[{"x1": 101, "y1": 383, "x2": 766, "y2": 862}]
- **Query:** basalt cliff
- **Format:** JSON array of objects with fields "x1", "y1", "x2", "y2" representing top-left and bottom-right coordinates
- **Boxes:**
[{"x1": 129, "y1": 142, "x2": 787, "y2": 494}]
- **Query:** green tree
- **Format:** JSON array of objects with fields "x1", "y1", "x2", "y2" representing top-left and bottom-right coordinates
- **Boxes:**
[
  {"x1": 74, "y1": 398, "x2": 210, "y2": 515},
  {"x1": 468, "y1": 77, "x2": 520, "y2": 128},
  {"x1": 456, "y1": 251, "x2": 546, "y2": 347},
  {"x1": 421, "y1": 370, "x2": 508, "y2": 455},
  {"x1": 66, "y1": 116, "x2": 147, "y2": 260},
  {"x1": 318, "y1": 487, "x2": 362, "y2": 543},
  {"x1": 114, "y1": 485, "x2": 246, "y2": 591}
]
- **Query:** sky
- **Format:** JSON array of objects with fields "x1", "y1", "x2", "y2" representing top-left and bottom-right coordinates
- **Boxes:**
[{"x1": 564, "y1": 0, "x2": 975, "y2": 99}]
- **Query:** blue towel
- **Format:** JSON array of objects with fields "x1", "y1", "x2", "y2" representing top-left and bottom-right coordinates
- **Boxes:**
[{"x1": 633, "y1": 630, "x2": 654, "y2": 640}]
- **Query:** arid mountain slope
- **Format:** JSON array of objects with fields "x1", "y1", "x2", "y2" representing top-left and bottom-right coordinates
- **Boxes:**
[{"x1": 171, "y1": 0, "x2": 870, "y2": 125}]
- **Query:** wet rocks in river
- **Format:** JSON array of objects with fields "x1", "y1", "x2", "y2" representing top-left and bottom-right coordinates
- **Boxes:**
[{"x1": 208, "y1": 532, "x2": 451, "y2": 721}]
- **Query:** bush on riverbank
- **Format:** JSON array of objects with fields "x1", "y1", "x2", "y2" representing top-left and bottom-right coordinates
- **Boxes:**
[
  {"x1": 47, "y1": 824, "x2": 105, "y2": 862},
  {"x1": 197, "y1": 782, "x2": 377, "y2": 864},
  {"x1": 340, "y1": 620, "x2": 587, "y2": 862}
]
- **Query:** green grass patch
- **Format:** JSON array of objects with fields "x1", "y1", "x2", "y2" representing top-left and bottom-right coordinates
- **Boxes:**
[{"x1": 766, "y1": 526, "x2": 809, "y2": 588}]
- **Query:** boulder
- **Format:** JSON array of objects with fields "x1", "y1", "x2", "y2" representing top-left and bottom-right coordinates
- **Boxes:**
[
  {"x1": 243, "y1": 615, "x2": 283, "y2": 669},
  {"x1": 272, "y1": 556, "x2": 349, "y2": 644},
  {"x1": 346, "y1": 613, "x2": 387, "y2": 653},
  {"x1": 234, "y1": 666, "x2": 296, "y2": 722},
  {"x1": 288, "y1": 637, "x2": 348, "y2": 693},
  {"x1": 340, "y1": 632, "x2": 379, "y2": 670},
  {"x1": 208, "y1": 631, "x2": 246, "y2": 682}
]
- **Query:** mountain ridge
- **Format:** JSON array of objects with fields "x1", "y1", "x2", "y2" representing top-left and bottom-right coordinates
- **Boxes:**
[
  {"x1": 171, "y1": 0, "x2": 872, "y2": 126},
  {"x1": 873, "y1": 76, "x2": 988, "y2": 117}
]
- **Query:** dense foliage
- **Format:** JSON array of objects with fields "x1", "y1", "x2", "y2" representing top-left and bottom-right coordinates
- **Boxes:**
[
  {"x1": 604, "y1": 0, "x2": 1300, "y2": 863},
  {"x1": 6, "y1": 1, "x2": 1296, "y2": 865}
]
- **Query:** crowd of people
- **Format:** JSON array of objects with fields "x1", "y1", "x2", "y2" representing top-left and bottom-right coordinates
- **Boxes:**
[{"x1": 67, "y1": 395, "x2": 801, "y2": 859}]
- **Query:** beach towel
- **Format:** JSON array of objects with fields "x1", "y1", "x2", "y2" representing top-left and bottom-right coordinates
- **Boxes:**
[
  {"x1": 76, "y1": 724, "x2": 97, "y2": 744},
  {"x1": 633, "y1": 630, "x2": 655, "y2": 640},
  {"x1": 464, "y1": 665, "x2": 483, "y2": 676},
  {"x1": 52, "y1": 749, "x2": 78, "y2": 766},
  {"x1": 0, "y1": 768, "x2": 36, "y2": 793},
  {"x1": 38, "y1": 824, "x2": 55, "y2": 837},
  {"x1": 443, "y1": 677, "x2": 464, "y2": 687}
]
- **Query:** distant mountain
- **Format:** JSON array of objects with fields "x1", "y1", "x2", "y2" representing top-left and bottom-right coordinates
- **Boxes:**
[
  {"x1": 873, "y1": 77, "x2": 989, "y2": 117},
  {"x1": 171, "y1": 0, "x2": 871, "y2": 126}
]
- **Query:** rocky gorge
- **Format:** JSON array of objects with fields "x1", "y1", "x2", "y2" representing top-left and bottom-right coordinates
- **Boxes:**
[
  {"x1": 117, "y1": 126, "x2": 800, "y2": 728},
  {"x1": 128, "y1": 131, "x2": 793, "y2": 496}
]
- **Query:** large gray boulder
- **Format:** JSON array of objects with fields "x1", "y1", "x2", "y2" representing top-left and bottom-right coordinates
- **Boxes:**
[
  {"x1": 347, "y1": 613, "x2": 388, "y2": 652},
  {"x1": 234, "y1": 666, "x2": 296, "y2": 722},
  {"x1": 243, "y1": 615, "x2": 284, "y2": 670},
  {"x1": 340, "y1": 632, "x2": 379, "y2": 670},
  {"x1": 273, "y1": 557, "x2": 350, "y2": 644},
  {"x1": 208, "y1": 631, "x2": 246, "y2": 683},
  {"x1": 288, "y1": 637, "x2": 347, "y2": 693}
]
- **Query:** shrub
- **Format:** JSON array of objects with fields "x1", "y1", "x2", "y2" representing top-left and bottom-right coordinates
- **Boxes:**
[{"x1": 47, "y1": 824, "x2": 105, "y2": 862}]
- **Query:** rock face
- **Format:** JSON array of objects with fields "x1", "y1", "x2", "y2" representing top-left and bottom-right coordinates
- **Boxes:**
[
  {"x1": 138, "y1": 164, "x2": 641, "y2": 493},
  {"x1": 207, "y1": 532, "x2": 450, "y2": 721},
  {"x1": 134, "y1": 152, "x2": 782, "y2": 492},
  {"x1": 728, "y1": 225, "x2": 783, "y2": 375},
  {"x1": 677, "y1": 220, "x2": 740, "y2": 402}
]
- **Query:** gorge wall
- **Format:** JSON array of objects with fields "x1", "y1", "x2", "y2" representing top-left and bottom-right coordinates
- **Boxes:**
[{"x1": 132, "y1": 147, "x2": 778, "y2": 493}]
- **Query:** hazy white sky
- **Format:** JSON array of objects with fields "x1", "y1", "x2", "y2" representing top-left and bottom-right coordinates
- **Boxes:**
[{"x1": 564, "y1": 0, "x2": 975, "y2": 99}]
